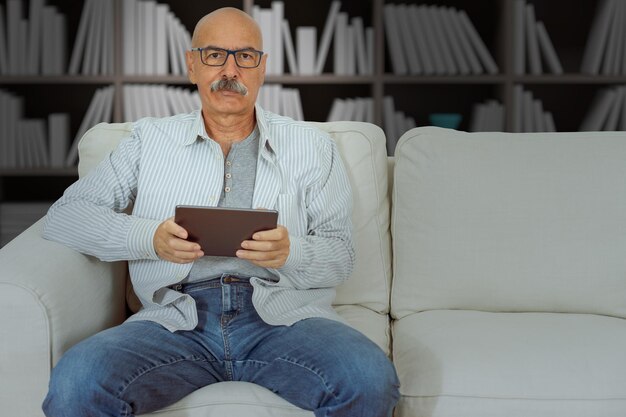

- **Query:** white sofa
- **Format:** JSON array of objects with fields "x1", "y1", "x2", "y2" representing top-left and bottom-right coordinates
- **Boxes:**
[{"x1": 1, "y1": 121, "x2": 626, "y2": 417}]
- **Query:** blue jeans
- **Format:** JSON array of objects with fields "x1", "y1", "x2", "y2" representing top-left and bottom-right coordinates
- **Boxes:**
[{"x1": 42, "y1": 276, "x2": 400, "y2": 417}]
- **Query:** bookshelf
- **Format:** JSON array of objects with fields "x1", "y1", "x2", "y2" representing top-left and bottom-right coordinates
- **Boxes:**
[{"x1": 1, "y1": 0, "x2": 626, "y2": 246}]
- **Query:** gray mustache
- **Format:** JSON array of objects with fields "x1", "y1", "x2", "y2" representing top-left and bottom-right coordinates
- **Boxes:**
[{"x1": 210, "y1": 78, "x2": 248, "y2": 96}]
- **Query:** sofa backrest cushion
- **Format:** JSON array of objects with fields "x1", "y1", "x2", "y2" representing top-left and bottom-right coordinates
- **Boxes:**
[
  {"x1": 391, "y1": 126, "x2": 626, "y2": 319},
  {"x1": 79, "y1": 121, "x2": 392, "y2": 313}
]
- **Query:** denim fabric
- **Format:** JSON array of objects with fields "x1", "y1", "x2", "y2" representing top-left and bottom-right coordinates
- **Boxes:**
[{"x1": 42, "y1": 275, "x2": 399, "y2": 417}]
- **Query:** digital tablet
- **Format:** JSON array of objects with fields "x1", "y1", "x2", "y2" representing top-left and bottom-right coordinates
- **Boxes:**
[{"x1": 174, "y1": 205, "x2": 279, "y2": 257}]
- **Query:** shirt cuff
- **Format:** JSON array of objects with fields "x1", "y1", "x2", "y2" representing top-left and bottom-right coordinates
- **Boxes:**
[{"x1": 127, "y1": 217, "x2": 162, "y2": 260}]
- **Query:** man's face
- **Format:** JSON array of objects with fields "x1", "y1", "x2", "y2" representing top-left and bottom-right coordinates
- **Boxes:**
[{"x1": 186, "y1": 13, "x2": 267, "y2": 118}]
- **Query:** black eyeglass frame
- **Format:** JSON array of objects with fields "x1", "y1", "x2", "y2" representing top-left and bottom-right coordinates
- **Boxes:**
[{"x1": 190, "y1": 46, "x2": 264, "y2": 68}]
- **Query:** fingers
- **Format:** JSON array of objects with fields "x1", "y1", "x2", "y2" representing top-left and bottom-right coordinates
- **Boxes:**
[
  {"x1": 237, "y1": 225, "x2": 289, "y2": 268},
  {"x1": 154, "y1": 217, "x2": 204, "y2": 263}
]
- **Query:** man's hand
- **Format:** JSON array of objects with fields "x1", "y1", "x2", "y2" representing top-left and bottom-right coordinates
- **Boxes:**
[
  {"x1": 237, "y1": 225, "x2": 290, "y2": 268},
  {"x1": 153, "y1": 217, "x2": 204, "y2": 263}
]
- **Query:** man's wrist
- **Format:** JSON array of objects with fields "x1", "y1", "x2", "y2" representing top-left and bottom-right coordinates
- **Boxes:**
[{"x1": 127, "y1": 218, "x2": 162, "y2": 260}]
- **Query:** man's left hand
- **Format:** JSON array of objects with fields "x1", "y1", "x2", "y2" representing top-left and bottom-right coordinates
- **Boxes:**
[{"x1": 237, "y1": 225, "x2": 290, "y2": 269}]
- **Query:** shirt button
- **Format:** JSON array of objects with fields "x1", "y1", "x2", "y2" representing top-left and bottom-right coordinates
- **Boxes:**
[
  {"x1": 225, "y1": 173, "x2": 232, "y2": 179},
  {"x1": 226, "y1": 161, "x2": 232, "y2": 166},
  {"x1": 225, "y1": 187, "x2": 231, "y2": 193}
]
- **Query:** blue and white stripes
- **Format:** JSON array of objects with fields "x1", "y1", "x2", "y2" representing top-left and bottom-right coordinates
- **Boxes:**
[{"x1": 43, "y1": 105, "x2": 355, "y2": 331}]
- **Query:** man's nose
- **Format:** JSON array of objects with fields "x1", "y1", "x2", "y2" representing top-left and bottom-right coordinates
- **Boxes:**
[{"x1": 221, "y1": 54, "x2": 239, "y2": 77}]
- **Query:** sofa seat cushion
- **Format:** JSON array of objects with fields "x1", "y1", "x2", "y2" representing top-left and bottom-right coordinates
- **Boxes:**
[
  {"x1": 140, "y1": 381, "x2": 313, "y2": 416},
  {"x1": 392, "y1": 310, "x2": 626, "y2": 417}
]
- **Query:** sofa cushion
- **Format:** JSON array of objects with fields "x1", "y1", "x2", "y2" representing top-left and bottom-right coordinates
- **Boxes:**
[
  {"x1": 78, "y1": 121, "x2": 392, "y2": 315},
  {"x1": 392, "y1": 310, "x2": 626, "y2": 417},
  {"x1": 391, "y1": 127, "x2": 626, "y2": 318}
]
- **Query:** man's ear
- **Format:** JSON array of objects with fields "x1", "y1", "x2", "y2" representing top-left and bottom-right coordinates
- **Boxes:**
[
  {"x1": 259, "y1": 53, "x2": 268, "y2": 85},
  {"x1": 186, "y1": 50, "x2": 197, "y2": 85}
]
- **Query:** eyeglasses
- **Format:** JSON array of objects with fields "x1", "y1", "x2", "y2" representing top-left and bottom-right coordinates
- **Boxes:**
[{"x1": 190, "y1": 46, "x2": 264, "y2": 68}]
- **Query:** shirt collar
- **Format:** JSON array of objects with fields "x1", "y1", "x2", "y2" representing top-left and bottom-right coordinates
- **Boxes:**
[{"x1": 182, "y1": 105, "x2": 277, "y2": 157}]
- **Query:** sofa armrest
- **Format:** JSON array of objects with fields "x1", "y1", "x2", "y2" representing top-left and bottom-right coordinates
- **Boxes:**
[{"x1": 0, "y1": 218, "x2": 127, "y2": 416}]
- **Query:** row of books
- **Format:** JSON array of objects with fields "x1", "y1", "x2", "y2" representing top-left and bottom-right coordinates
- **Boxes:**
[
  {"x1": 0, "y1": 202, "x2": 51, "y2": 247},
  {"x1": 123, "y1": 0, "x2": 191, "y2": 76},
  {"x1": 254, "y1": 1, "x2": 373, "y2": 76},
  {"x1": 580, "y1": 85, "x2": 626, "y2": 131},
  {"x1": 512, "y1": 86, "x2": 557, "y2": 133},
  {"x1": 581, "y1": 0, "x2": 626, "y2": 75},
  {"x1": 327, "y1": 97, "x2": 374, "y2": 124},
  {"x1": 384, "y1": 4, "x2": 497, "y2": 75},
  {"x1": 123, "y1": 85, "x2": 200, "y2": 122},
  {"x1": 469, "y1": 100, "x2": 506, "y2": 132},
  {"x1": 258, "y1": 85, "x2": 304, "y2": 121},
  {"x1": 513, "y1": 0, "x2": 563, "y2": 75},
  {"x1": 68, "y1": 0, "x2": 114, "y2": 75},
  {"x1": 0, "y1": 0, "x2": 67, "y2": 75}
]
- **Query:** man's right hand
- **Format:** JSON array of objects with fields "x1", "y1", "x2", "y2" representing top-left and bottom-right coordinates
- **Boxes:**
[{"x1": 153, "y1": 217, "x2": 204, "y2": 263}]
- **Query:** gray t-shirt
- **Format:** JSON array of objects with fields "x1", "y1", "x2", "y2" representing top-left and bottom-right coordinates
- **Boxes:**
[{"x1": 185, "y1": 127, "x2": 277, "y2": 282}]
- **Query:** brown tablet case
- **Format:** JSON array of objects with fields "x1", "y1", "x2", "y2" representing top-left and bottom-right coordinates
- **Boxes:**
[{"x1": 174, "y1": 205, "x2": 279, "y2": 257}]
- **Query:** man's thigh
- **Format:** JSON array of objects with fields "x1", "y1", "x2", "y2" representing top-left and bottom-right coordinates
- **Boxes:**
[
  {"x1": 44, "y1": 320, "x2": 225, "y2": 416},
  {"x1": 235, "y1": 318, "x2": 399, "y2": 416}
]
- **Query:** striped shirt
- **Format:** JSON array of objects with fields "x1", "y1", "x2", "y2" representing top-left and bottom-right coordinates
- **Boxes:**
[{"x1": 42, "y1": 105, "x2": 355, "y2": 332}]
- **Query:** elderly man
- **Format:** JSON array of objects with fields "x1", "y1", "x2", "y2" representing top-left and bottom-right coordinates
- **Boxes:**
[{"x1": 41, "y1": 7, "x2": 399, "y2": 417}]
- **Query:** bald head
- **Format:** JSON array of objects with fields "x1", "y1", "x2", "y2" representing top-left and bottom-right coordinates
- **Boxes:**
[{"x1": 191, "y1": 7, "x2": 263, "y2": 50}]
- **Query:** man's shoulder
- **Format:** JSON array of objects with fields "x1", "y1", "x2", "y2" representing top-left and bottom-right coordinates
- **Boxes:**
[
  {"x1": 134, "y1": 111, "x2": 198, "y2": 130},
  {"x1": 262, "y1": 110, "x2": 333, "y2": 147},
  {"x1": 130, "y1": 111, "x2": 199, "y2": 145}
]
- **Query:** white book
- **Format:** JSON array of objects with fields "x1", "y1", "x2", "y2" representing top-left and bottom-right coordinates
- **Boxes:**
[
  {"x1": 82, "y1": 0, "x2": 102, "y2": 75},
  {"x1": 176, "y1": 20, "x2": 191, "y2": 75},
  {"x1": 271, "y1": 1, "x2": 284, "y2": 75},
  {"x1": 429, "y1": 6, "x2": 456, "y2": 75},
  {"x1": 383, "y1": 96, "x2": 397, "y2": 155},
  {"x1": 449, "y1": 8, "x2": 482, "y2": 74},
  {"x1": 603, "y1": 86, "x2": 623, "y2": 131},
  {"x1": 48, "y1": 113, "x2": 70, "y2": 168},
  {"x1": 282, "y1": 20, "x2": 298, "y2": 74},
  {"x1": 469, "y1": 103, "x2": 485, "y2": 131},
  {"x1": 601, "y1": 0, "x2": 622, "y2": 75},
  {"x1": 7, "y1": 0, "x2": 21, "y2": 74},
  {"x1": 365, "y1": 27, "x2": 374, "y2": 75},
  {"x1": 16, "y1": 121, "x2": 29, "y2": 168},
  {"x1": 53, "y1": 13, "x2": 67, "y2": 75},
  {"x1": 144, "y1": 1, "x2": 155, "y2": 75},
  {"x1": 513, "y1": 85, "x2": 523, "y2": 132},
  {"x1": 536, "y1": 21, "x2": 563, "y2": 74},
  {"x1": 513, "y1": 0, "x2": 525, "y2": 75},
  {"x1": 155, "y1": 4, "x2": 168, "y2": 75},
  {"x1": 365, "y1": 98, "x2": 374, "y2": 123},
  {"x1": 383, "y1": 5, "x2": 407, "y2": 75},
  {"x1": 351, "y1": 17, "x2": 368, "y2": 75},
  {"x1": 123, "y1": 0, "x2": 136, "y2": 75},
  {"x1": 271, "y1": 84, "x2": 281, "y2": 115},
  {"x1": 396, "y1": 4, "x2": 422, "y2": 75},
  {"x1": 101, "y1": 0, "x2": 114, "y2": 75},
  {"x1": 0, "y1": 5, "x2": 7, "y2": 74},
  {"x1": 341, "y1": 98, "x2": 356, "y2": 121},
  {"x1": 41, "y1": 7, "x2": 53, "y2": 75},
  {"x1": 495, "y1": 102, "x2": 506, "y2": 132},
  {"x1": 65, "y1": 87, "x2": 106, "y2": 166},
  {"x1": 19, "y1": 18, "x2": 28, "y2": 74},
  {"x1": 422, "y1": 6, "x2": 447, "y2": 74},
  {"x1": 345, "y1": 24, "x2": 356, "y2": 75},
  {"x1": 532, "y1": 99, "x2": 545, "y2": 132},
  {"x1": 292, "y1": 88, "x2": 304, "y2": 121},
  {"x1": 258, "y1": 9, "x2": 274, "y2": 74},
  {"x1": 581, "y1": 0, "x2": 614, "y2": 74},
  {"x1": 334, "y1": 12, "x2": 348, "y2": 75},
  {"x1": 458, "y1": 10, "x2": 498, "y2": 74},
  {"x1": 123, "y1": 85, "x2": 134, "y2": 122},
  {"x1": 525, "y1": 4, "x2": 542, "y2": 74},
  {"x1": 440, "y1": 7, "x2": 470, "y2": 75},
  {"x1": 580, "y1": 88, "x2": 615, "y2": 131},
  {"x1": 165, "y1": 12, "x2": 180, "y2": 75},
  {"x1": 169, "y1": 17, "x2": 184, "y2": 76},
  {"x1": 32, "y1": 119, "x2": 49, "y2": 167},
  {"x1": 23, "y1": 121, "x2": 39, "y2": 168},
  {"x1": 297, "y1": 26, "x2": 316, "y2": 76},
  {"x1": 410, "y1": 6, "x2": 437, "y2": 75},
  {"x1": 68, "y1": 0, "x2": 94, "y2": 74},
  {"x1": 27, "y1": 0, "x2": 43, "y2": 74},
  {"x1": 7, "y1": 95, "x2": 23, "y2": 168},
  {"x1": 544, "y1": 111, "x2": 556, "y2": 132},
  {"x1": 327, "y1": 98, "x2": 344, "y2": 122},
  {"x1": 522, "y1": 90, "x2": 534, "y2": 132},
  {"x1": 164, "y1": 87, "x2": 179, "y2": 115},
  {"x1": 315, "y1": 1, "x2": 341, "y2": 74},
  {"x1": 353, "y1": 98, "x2": 367, "y2": 122},
  {"x1": 136, "y1": 1, "x2": 145, "y2": 74}
]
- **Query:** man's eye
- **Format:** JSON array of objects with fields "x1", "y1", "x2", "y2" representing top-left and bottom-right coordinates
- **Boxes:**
[{"x1": 208, "y1": 52, "x2": 222, "y2": 59}]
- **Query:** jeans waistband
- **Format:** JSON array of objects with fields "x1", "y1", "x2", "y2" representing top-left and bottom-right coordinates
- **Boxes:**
[{"x1": 169, "y1": 274, "x2": 257, "y2": 293}]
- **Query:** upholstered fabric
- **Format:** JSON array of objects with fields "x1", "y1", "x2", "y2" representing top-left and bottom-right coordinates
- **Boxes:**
[
  {"x1": 391, "y1": 127, "x2": 626, "y2": 319},
  {"x1": 393, "y1": 310, "x2": 626, "y2": 417}
]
